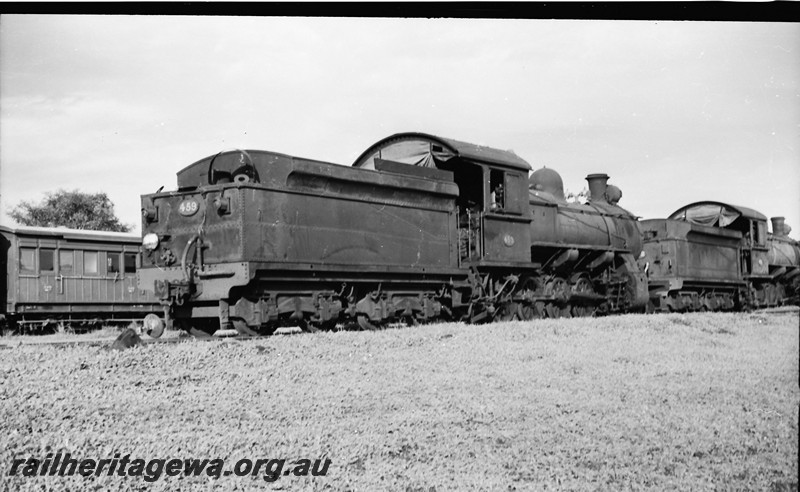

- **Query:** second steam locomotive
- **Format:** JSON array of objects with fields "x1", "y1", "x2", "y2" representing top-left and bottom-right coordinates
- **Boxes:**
[{"x1": 136, "y1": 132, "x2": 798, "y2": 336}]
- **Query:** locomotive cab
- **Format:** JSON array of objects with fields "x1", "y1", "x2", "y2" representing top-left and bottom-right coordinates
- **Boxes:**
[
  {"x1": 668, "y1": 202, "x2": 769, "y2": 277},
  {"x1": 352, "y1": 133, "x2": 533, "y2": 267}
]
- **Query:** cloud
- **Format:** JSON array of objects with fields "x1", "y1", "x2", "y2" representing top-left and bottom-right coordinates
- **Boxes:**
[{"x1": 1, "y1": 17, "x2": 798, "y2": 234}]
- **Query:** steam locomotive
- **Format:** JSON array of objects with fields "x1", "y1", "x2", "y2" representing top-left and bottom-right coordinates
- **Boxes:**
[
  {"x1": 137, "y1": 132, "x2": 649, "y2": 336},
  {"x1": 2, "y1": 133, "x2": 794, "y2": 337},
  {"x1": 641, "y1": 203, "x2": 800, "y2": 312},
  {"x1": 136, "y1": 132, "x2": 798, "y2": 337}
]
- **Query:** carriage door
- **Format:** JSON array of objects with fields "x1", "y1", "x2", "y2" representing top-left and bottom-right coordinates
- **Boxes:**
[
  {"x1": 56, "y1": 249, "x2": 77, "y2": 302},
  {"x1": 37, "y1": 246, "x2": 62, "y2": 304},
  {"x1": 105, "y1": 251, "x2": 127, "y2": 303},
  {"x1": 122, "y1": 251, "x2": 140, "y2": 301}
]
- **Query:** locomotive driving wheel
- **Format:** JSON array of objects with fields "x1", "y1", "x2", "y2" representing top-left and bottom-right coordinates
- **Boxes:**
[
  {"x1": 497, "y1": 301, "x2": 519, "y2": 322},
  {"x1": 515, "y1": 277, "x2": 544, "y2": 321},
  {"x1": 517, "y1": 301, "x2": 545, "y2": 321},
  {"x1": 356, "y1": 314, "x2": 380, "y2": 331},
  {"x1": 544, "y1": 277, "x2": 571, "y2": 319},
  {"x1": 570, "y1": 276, "x2": 597, "y2": 317}
]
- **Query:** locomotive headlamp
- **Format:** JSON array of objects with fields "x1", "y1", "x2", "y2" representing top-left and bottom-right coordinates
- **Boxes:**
[{"x1": 142, "y1": 233, "x2": 160, "y2": 251}]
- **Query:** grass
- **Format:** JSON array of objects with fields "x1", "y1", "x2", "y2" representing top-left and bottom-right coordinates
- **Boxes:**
[
  {"x1": 0, "y1": 311, "x2": 798, "y2": 491},
  {"x1": 3, "y1": 324, "x2": 183, "y2": 345}
]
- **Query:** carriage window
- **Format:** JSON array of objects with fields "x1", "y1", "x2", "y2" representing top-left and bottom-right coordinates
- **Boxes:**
[
  {"x1": 39, "y1": 249, "x2": 55, "y2": 272},
  {"x1": 59, "y1": 250, "x2": 74, "y2": 274},
  {"x1": 84, "y1": 251, "x2": 98, "y2": 275},
  {"x1": 107, "y1": 253, "x2": 121, "y2": 273},
  {"x1": 20, "y1": 248, "x2": 35, "y2": 273},
  {"x1": 124, "y1": 253, "x2": 137, "y2": 273}
]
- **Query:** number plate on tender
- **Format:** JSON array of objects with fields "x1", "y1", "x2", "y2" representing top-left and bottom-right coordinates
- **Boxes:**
[{"x1": 178, "y1": 199, "x2": 199, "y2": 216}]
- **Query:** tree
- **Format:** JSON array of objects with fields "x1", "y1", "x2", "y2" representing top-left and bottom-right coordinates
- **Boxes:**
[
  {"x1": 9, "y1": 189, "x2": 131, "y2": 232},
  {"x1": 565, "y1": 187, "x2": 590, "y2": 204}
]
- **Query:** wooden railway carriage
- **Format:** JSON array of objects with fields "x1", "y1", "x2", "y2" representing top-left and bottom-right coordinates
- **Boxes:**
[
  {"x1": 0, "y1": 225, "x2": 160, "y2": 331},
  {"x1": 139, "y1": 132, "x2": 649, "y2": 336},
  {"x1": 639, "y1": 201, "x2": 800, "y2": 311}
]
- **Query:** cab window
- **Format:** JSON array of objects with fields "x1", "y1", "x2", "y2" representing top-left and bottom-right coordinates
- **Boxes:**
[
  {"x1": 490, "y1": 169, "x2": 505, "y2": 211},
  {"x1": 489, "y1": 169, "x2": 523, "y2": 215},
  {"x1": 755, "y1": 221, "x2": 766, "y2": 247},
  {"x1": 503, "y1": 173, "x2": 523, "y2": 214}
]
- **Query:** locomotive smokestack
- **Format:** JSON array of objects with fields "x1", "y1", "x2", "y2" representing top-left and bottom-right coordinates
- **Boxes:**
[
  {"x1": 586, "y1": 173, "x2": 610, "y2": 203},
  {"x1": 771, "y1": 216, "x2": 786, "y2": 236}
]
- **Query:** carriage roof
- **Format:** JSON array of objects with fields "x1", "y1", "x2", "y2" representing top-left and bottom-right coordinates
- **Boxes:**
[{"x1": 0, "y1": 224, "x2": 140, "y2": 244}]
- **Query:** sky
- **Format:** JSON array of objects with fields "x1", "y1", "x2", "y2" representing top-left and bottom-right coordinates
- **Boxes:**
[{"x1": 1, "y1": 15, "x2": 798, "y2": 237}]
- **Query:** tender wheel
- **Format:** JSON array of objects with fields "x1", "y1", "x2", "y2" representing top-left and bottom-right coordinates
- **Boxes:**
[
  {"x1": 176, "y1": 318, "x2": 215, "y2": 338},
  {"x1": 296, "y1": 318, "x2": 320, "y2": 333},
  {"x1": 357, "y1": 315, "x2": 380, "y2": 331},
  {"x1": 232, "y1": 318, "x2": 259, "y2": 336}
]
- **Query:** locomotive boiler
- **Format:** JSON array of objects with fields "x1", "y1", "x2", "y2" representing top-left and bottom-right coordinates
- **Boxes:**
[
  {"x1": 137, "y1": 132, "x2": 648, "y2": 336},
  {"x1": 523, "y1": 168, "x2": 647, "y2": 318},
  {"x1": 766, "y1": 216, "x2": 800, "y2": 305}
]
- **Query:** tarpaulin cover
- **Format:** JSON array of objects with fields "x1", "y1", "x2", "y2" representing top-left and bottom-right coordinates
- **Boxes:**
[
  {"x1": 353, "y1": 133, "x2": 531, "y2": 170},
  {"x1": 671, "y1": 204, "x2": 741, "y2": 227},
  {"x1": 359, "y1": 139, "x2": 455, "y2": 170}
]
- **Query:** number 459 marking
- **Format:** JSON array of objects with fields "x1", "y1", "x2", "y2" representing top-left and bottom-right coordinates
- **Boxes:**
[{"x1": 179, "y1": 200, "x2": 199, "y2": 216}]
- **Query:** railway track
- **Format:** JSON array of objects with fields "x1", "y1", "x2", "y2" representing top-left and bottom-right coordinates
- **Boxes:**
[
  {"x1": 0, "y1": 331, "x2": 286, "y2": 349},
  {"x1": 2, "y1": 307, "x2": 796, "y2": 350}
]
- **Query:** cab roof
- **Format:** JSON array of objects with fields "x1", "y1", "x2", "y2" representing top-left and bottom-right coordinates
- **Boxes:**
[
  {"x1": 352, "y1": 132, "x2": 532, "y2": 171},
  {"x1": 668, "y1": 201, "x2": 767, "y2": 227}
]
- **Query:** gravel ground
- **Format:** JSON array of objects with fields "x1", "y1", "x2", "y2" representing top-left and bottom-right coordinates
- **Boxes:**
[{"x1": 1, "y1": 311, "x2": 798, "y2": 491}]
